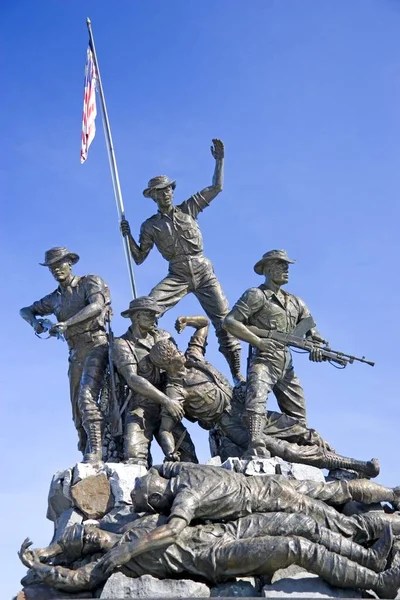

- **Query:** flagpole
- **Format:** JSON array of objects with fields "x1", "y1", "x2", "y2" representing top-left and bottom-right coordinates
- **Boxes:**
[{"x1": 86, "y1": 17, "x2": 137, "y2": 299}]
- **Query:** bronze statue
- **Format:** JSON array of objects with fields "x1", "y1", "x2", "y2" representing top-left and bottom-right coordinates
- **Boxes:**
[
  {"x1": 20, "y1": 247, "x2": 110, "y2": 464},
  {"x1": 18, "y1": 514, "x2": 400, "y2": 598},
  {"x1": 223, "y1": 249, "x2": 327, "y2": 456},
  {"x1": 149, "y1": 316, "x2": 379, "y2": 477},
  {"x1": 111, "y1": 296, "x2": 197, "y2": 466},
  {"x1": 127, "y1": 463, "x2": 400, "y2": 563},
  {"x1": 120, "y1": 139, "x2": 242, "y2": 383}
]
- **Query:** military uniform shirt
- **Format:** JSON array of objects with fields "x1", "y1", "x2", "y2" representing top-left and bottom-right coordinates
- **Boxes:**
[
  {"x1": 31, "y1": 275, "x2": 110, "y2": 349},
  {"x1": 233, "y1": 284, "x2": 315, "y2": 360},
  {"x1": 111, "y1": 327, "x2": 172, "y2": 389},
  {"x1": 138, "y1": 192, "x2": 210, "y2": 262}
]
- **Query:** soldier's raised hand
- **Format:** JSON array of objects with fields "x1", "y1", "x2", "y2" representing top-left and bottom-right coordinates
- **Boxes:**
[
  {"x1": 175, "y1": 317, "x2": 188, "y2": 334},
  {"x1": 18, "y1": 538, "x2": 37, "y2": 569},
  {"x1": 210, "y1": 138, "x2": 224, "y2": 160},
  {"x1": 120, "y1": 218, "x2": 131, "y2": 238}
]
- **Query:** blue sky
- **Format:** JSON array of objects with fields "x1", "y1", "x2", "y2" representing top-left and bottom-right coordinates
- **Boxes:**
[{"x1": 2, "y1": 0, "x2": 400, "y2": 596}]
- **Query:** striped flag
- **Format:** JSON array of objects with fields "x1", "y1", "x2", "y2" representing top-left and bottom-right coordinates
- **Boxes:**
[{"x1": 80, "y1": 47, "x2": 97, "y2": 163}]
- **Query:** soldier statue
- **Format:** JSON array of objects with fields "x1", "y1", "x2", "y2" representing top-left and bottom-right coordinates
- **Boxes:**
[
  {"x1": 110, "y1": 296, "x2": 197, "y2": 466},
  {"x1": 20, "y1": 247, "x2": 110, "y2": 464},
  {"x1": 126, "y1": 463, "x2": 400, "y2": 558},
  {"x1": 18, "y1": 512, "x2": 400, "y2": 598},
  {"x1": 148, "y1": 316, "x2": 379, "y2": 478},
  {"x1": 120, "y1": 139, "x2": 242, "y2": 383},
  {"x1": 224, "y1": 249, "x2": 326, "y2": 457}
]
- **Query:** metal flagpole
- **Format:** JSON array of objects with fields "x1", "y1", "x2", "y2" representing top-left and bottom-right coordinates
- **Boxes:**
[{"x1": 86, "y1": 17, "x2": 137, "y2": 299}]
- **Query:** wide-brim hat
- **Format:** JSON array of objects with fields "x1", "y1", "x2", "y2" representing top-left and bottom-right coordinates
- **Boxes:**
[
  {"x1": 143, "y1": 175, "x2": 176, "y2": 198},
  {"x1": 39, "y1": 247, "x2": 80, "y2": 267},
  {"x1": 121, "y1": 296, "x2": 164, "y2": 318},
  {"x1": 254, "y1": 249, "x2": 295, "y2": 276}
]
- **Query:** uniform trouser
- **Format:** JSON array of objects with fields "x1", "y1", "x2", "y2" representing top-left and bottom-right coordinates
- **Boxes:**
[
  {"x1": 217, "y1": 414, "x2": 376, "y2": 476},
  {"x1": 28, "y1": 513, "x2": 399, "y2": 594},
  {"x1": 246, "y1": 352, "x2": 307, "y2": 423},
  {"x1": 149, "y1": 258, "x2": 240, "y2": 356},
  {"x1": 68, "y1": 340, "x2": 108, "y2": 451},
  {"x1": 206, "y1": 534, "x2": 396, "y2": 594},
  {"x1": 286, "y1": 477, "x2": 396, "y2": 507},
  {"x1": 124, "y1": 402, "x2": 197, "y2": 465},
  {"x1": 251, "y1": 476, "x2": 400, "y2": 542}
]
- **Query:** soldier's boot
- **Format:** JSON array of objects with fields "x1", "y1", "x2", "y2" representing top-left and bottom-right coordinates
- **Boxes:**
[
  {"x1": 77, "y1": 426, "x2": 87, "y2": 455},
  {"x1": 83, "y1": 420, "x2": 103, "y2": 465},
  {"x1": 294, "y1": 537, "x2": 400, "y2": 598},
  {"x1": 221, "y1": 348, "x2": 244, "y2": 386},
  {"x1": 325, "y1": 453, "x2": 380, "y2": 478},
  {"x1": 317, "y1": 524, "x2": 393, "y2": 572},
  {"x1": 244, "y1": 414, "x2": 270, "y2": 458}
]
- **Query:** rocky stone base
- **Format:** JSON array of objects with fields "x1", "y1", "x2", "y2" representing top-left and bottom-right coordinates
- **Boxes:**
[{"x1": 16, "y1": 458, "x2": 390, "y2": 599}]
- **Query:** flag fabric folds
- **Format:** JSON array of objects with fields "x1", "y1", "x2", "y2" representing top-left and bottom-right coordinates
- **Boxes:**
[{"x1": 80, "y1": 47, "x2": 97, "y2": 163}]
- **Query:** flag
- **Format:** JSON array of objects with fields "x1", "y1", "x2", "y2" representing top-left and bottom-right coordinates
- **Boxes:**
[{"x1": 80, "y1": 46, "x2": 97, "y2": 163}]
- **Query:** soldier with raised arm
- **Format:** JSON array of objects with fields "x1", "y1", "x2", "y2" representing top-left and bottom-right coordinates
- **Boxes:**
[
  {"x1": 19, "y1": 247, "x2": 110, "y2": 464},
  {"x1": 223, "y1": 249, "x2": 326, "y2": 457},
  {"x1": 120, "y1": 139, "x2": 242, "y2": 384},
  {"x1": 148, "y1": 316, "x2": 379, "y2": 477}
]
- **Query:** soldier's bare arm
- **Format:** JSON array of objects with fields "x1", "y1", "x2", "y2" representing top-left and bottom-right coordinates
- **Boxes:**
[
  {"x1": 120, "y1": 219, "x2": 154, "y2": 265},
  {"x1": 176, "y1": 315, "x2": 210, "y2": 360},
  {"x1": 223, "y1": 308, "x2": 265, "y2": 351},
  {"x1": 197, "y1": 138, "x2": 224, "y2": 204},
  {"x1": 116, "y1": 362, "x2": 184, "y2": 421},
  {"x1": 20, "y1": 306, "x2": 47, "y2": 334},
  {"x1": 98, "y1": 517, "x2": 187, "y2": 577},
  {"x1": 19, "y1": 538, "x2": 103, "y2": 591}
]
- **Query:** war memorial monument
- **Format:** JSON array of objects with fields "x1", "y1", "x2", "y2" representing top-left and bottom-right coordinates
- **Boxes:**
[{"x1": 13, "y1": 18, "x2": 400, "y2": 600}]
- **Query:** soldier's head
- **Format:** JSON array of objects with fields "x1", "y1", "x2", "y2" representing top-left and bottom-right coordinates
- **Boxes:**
[
  {"x1": 121, "y1": 297, "x2": 164, "y2": 333},
  {"x1": 131, "y1": 468, "x2": 172, "y2": 514},
  {"x1": 143, "y1": 175, "x2": 176, "y2": 211},
  {"x1": 149, "y1": 339, "x2": 186, "y2": 375},
  {"x1": 253, "y1": 249, "x2": 295, "y2": 286},
  {"x1": 39, "y1": 247, "x2": 79, "y2": 283}
]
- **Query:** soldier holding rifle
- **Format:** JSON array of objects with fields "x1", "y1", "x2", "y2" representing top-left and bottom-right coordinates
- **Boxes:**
[{"x1": 223, "y1": 249, "x2": 373, "y2": 458}]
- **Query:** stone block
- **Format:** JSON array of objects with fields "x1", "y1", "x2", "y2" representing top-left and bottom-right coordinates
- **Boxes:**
[
  {"x1": 71, "y1": 472, "x2": 114, "y2": 519},
  {"x1": 207, "y1": 455, "x2": 222, "y2": 466},
  {"x1": 327, "y1": 469, "x2": 358, "y2": 481},
  {"x1": 72, "y1": 461, "x2": 103, "y2": 484},
  {"x1": 106, "y1": 462, "x2": 147, "y2": 505},
  {"x1": 46, "y1": 468, "x2": 73, "y2": 522},
  {"x1": 221, "y1": 457, "x2": 325, "y2": 482},
  {"x1": 52, "y1": 507, "x2": 83, "y2": 543},
  {"x1": 290, "y1": 462, "x2": 325, "y2": 483},
  {"x1": 210, "y1": 579, "x2": 259, "y2": 596},
  {"x1": 99, "y1": 572, "x2": 210, "y2": 598},
  {"x1": 262, "y1": 571, "x2": 362, "y2": 598}
]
